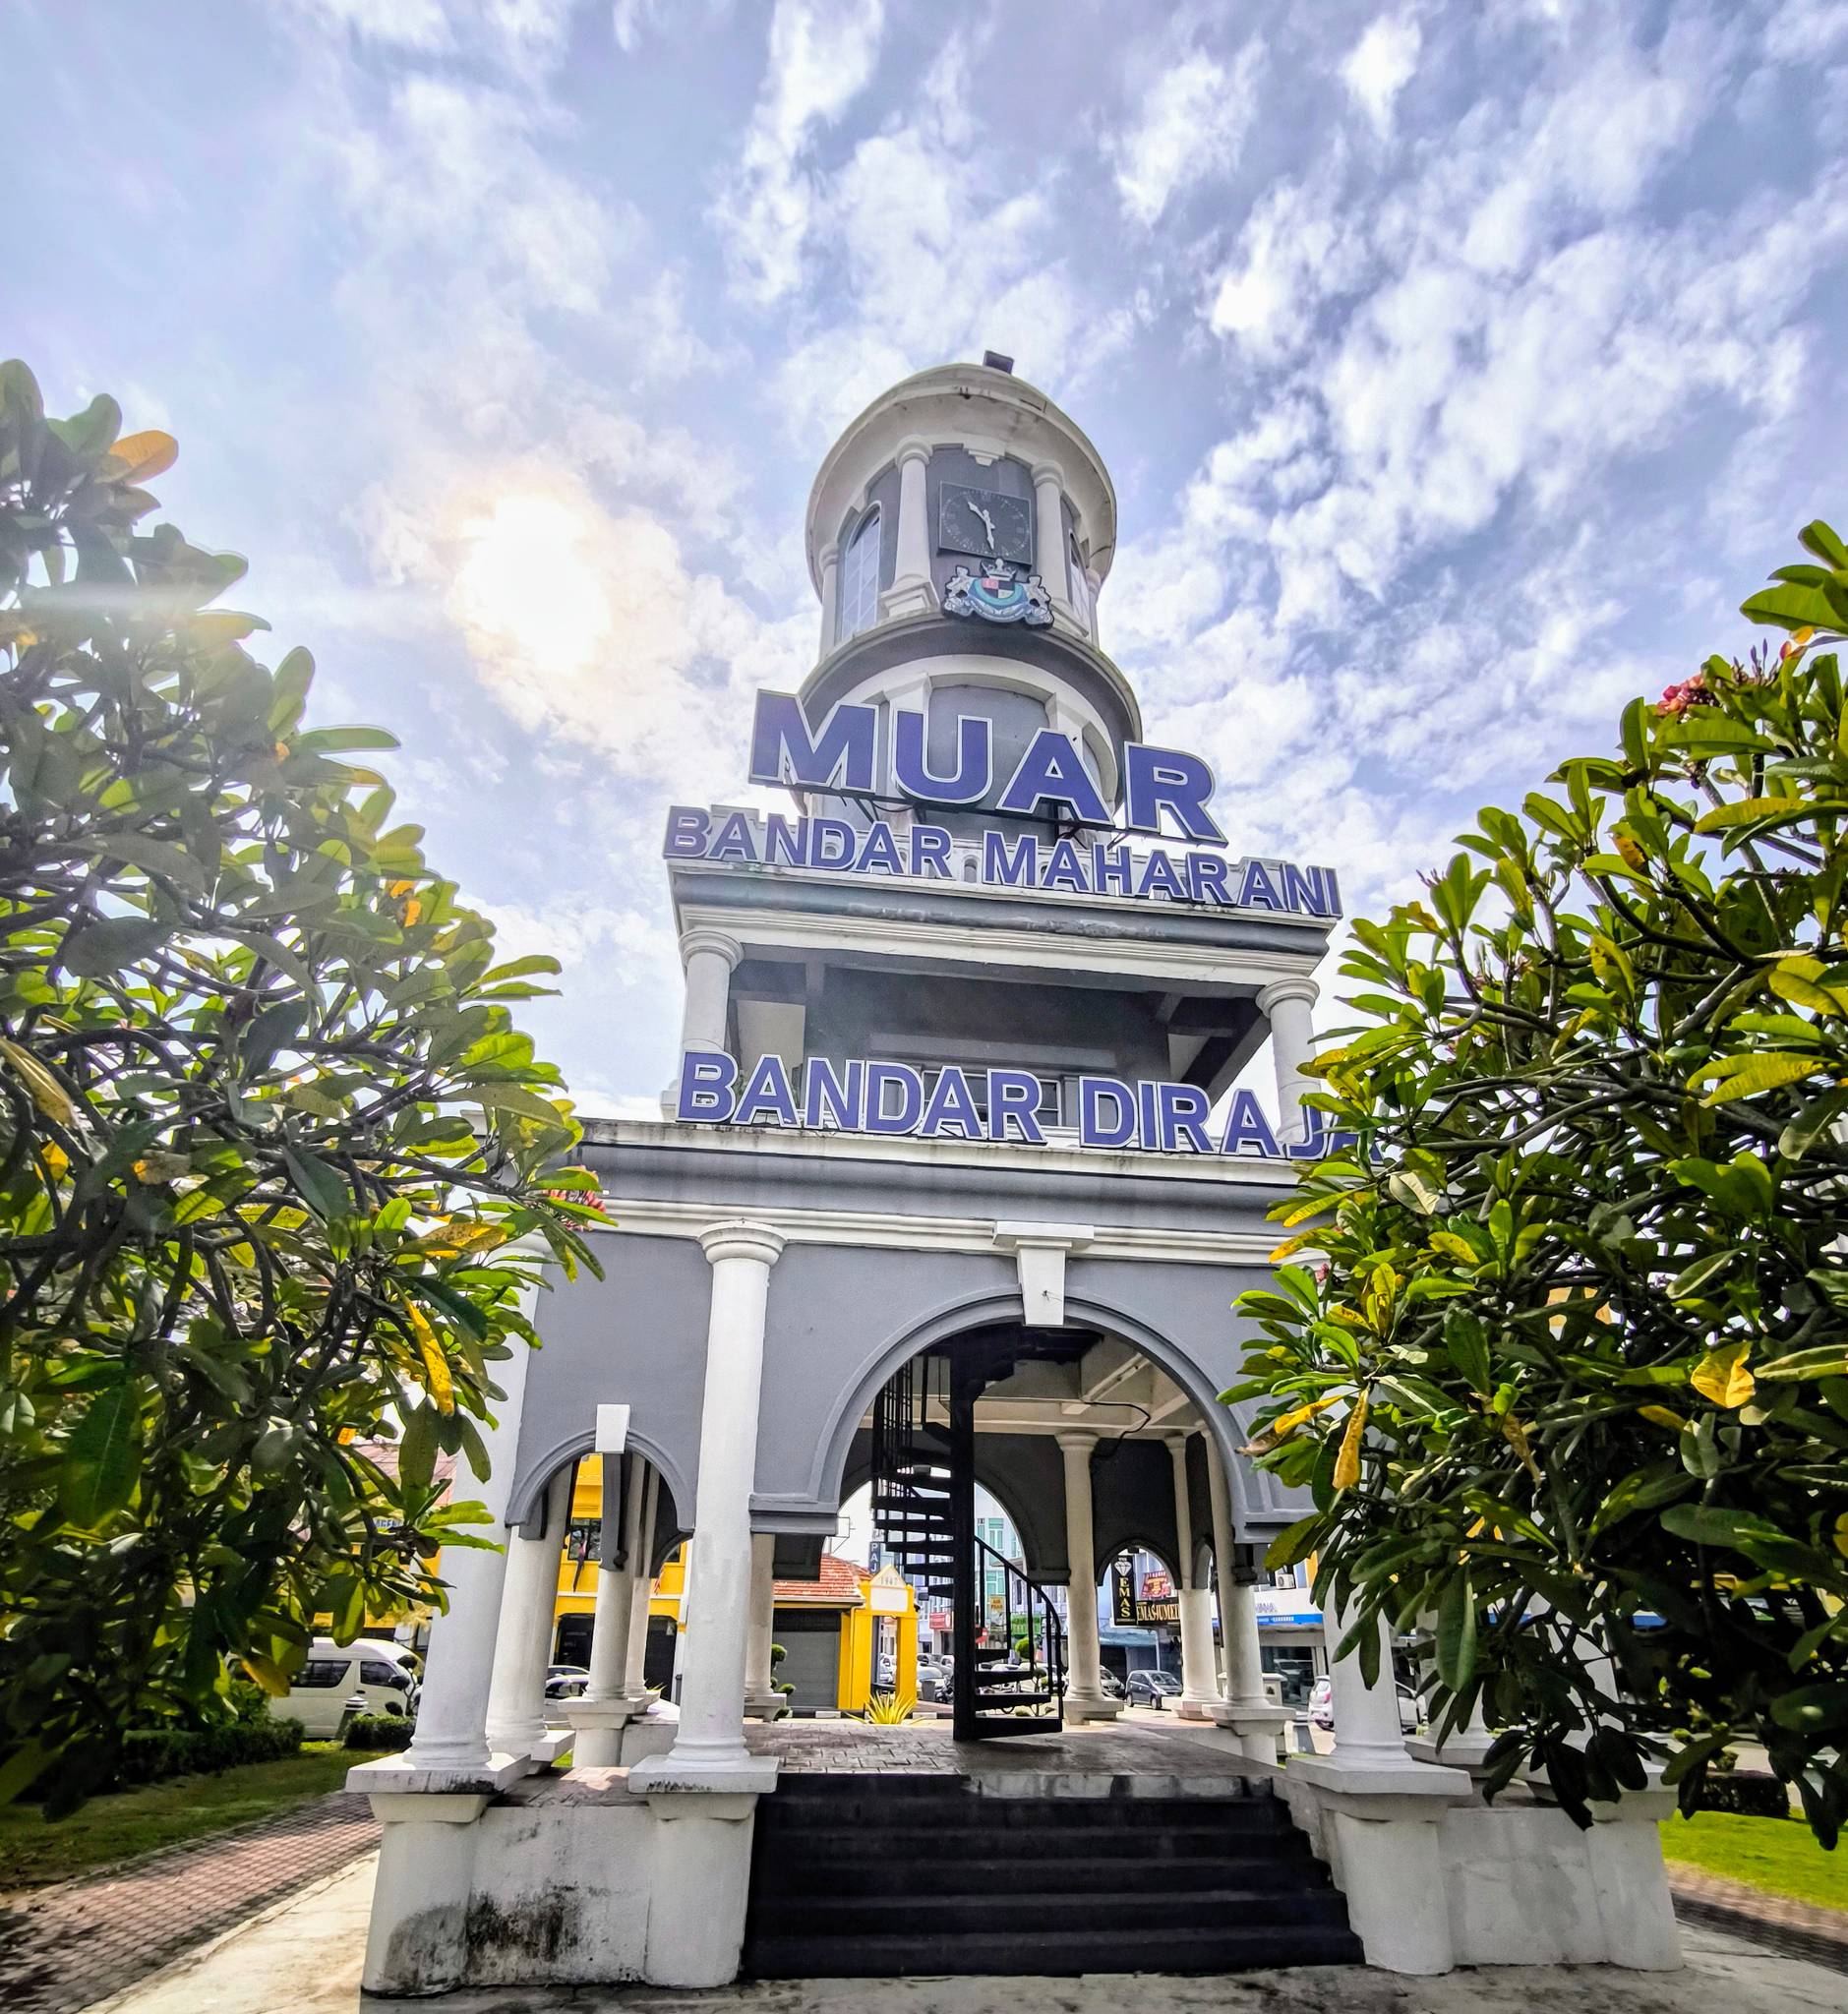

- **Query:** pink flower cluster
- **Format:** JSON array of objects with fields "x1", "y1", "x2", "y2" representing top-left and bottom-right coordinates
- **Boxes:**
[{"x1": 1655, "y1": 673, "x2": 1713, "y2": 717}]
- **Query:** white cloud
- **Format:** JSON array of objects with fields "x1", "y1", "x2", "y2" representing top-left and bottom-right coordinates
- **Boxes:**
[
  {"x1": 710, "y1": 0, "x2": 888, "y2": 305},
  {"x1": 1112, "y1": 42, "x2": 1264, "y2": 226},
  {"x1": 1341, "y1": 14, "x2": 1421, "y2": 136}
]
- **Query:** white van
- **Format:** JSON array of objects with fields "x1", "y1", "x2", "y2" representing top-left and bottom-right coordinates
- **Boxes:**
[{"x1": 279, "y1": 1636, "x2": 419, "y2": 1738}]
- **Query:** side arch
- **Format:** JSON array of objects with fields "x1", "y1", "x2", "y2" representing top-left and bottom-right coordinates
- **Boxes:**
[{"x1": 507, "y1": 1424, "x2": 693, "y2": 1544}]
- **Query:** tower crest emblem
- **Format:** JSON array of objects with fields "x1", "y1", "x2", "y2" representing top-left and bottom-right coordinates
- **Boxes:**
[{"x1": 943, "y1": 562, "x2": 1053, "y2": 627}]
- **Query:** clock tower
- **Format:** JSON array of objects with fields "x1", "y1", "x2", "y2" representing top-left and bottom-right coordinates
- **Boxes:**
[{"x1": 802, "y1": 352, "x2": 1134, "y2": 836}]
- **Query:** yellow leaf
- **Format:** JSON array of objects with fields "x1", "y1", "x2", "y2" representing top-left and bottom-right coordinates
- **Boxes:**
[
  {"x1": 1691, "y1": 1338, "x2": 1756, "y2": 1409},
  {"x1": 1833, "y1": 1510, "x2": 1848, "y2": 1561},
  {"x1": 1613, "y1": 832, "x2": 1646, "y2": 871},
  {"x1": 105, "y1": 430, "x2": 178, "y2": 485},
  {"x1": 1500, "y1": 1410, "x2": 1543, "y2": 1482},
  {"x1": 1279, "y1": 1193, "x2": 1337, "y2": 1230},
  {"x1": 1333, "y1": 1389, "x2": 1369, "y2": 1492},
  {"x1": 238, "y1": 1652, "x2": 294, "y2": 1698},
  {"x1": 1639, "y1": 1404, "x2": 1687, "y2": 1431},
  {"x1": 1269, "y1": 1224, "x2": 1325, "y2": 1263},
  {"x1": 403, "y1": 1300, "x2": 454, "y2": 1415},
  {"x1": 0, "y1": 1037, "x2": 76, "y2": 1126},
  {"x1": 42, "y1": 1143, "x2": 69, "y2": 1177},
  {"x1": 1699, "y1": 1053, "x2": 1821, "y2": 1105},
  {"x1": 1767, "y1": 959, "x2": 1848, "y2": 1018},
  {"x1": 1588, "y1": 932, "x2": 1636, "y2": 996},
  {"x1": 1429, "y1": 1230, "x2": 1478, "y2": 1267},
  {"x1": 1238, "y1": 1392, "x2": 1343, "y2": 1455}
]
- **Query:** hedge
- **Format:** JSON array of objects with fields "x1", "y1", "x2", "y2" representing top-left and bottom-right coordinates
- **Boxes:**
[
  {"x1": 344, "y1": 1714, "x2": 415, "y2": 1751},
  {"x1": 115, "y1": 1715, "x2": 304, "y2": 1788},
  {"x1": 1692, "y1": 1771, "x2": 1792, "y2": 1819}
]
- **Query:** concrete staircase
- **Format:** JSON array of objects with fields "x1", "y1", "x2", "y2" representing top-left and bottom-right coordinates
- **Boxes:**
[{"x1": 742, "y1": 1773, "x2": 1363, "y2": 1978}]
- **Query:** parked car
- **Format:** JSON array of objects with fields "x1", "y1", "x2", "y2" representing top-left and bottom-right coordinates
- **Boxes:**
[
  {"x1": 279, "y1": 1637, "x2": 419, "y2": 1738},
  {"x1": 1125, "y1": 1670, "x2": 1183, "y2": 1710},
  {"x1": 1308, "y1": 1676, "x2": 1419, "y2": 1733},
  {"x1": 545, "y1": 1664, "x2": 592, "y2": 1699}
]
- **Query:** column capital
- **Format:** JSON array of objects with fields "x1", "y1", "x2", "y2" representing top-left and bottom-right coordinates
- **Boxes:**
[
  {"x1": 1055, "y1": 1428, "x2": 1099, "y2": 1456},
  {"x1": 1257, "y1": 975, "x2": 1320, "y2": 1015},
  {"x1": 698, "y1": 1218, "x2": 786, "y2": 1270},
  {"x1": 818, "y1": 539, "x2": 840, "y2": 567},
  {"x1": 894, "y1": 436, "x2": 933, "y2": 470},
  {"x1": 680, "y1": 927, "x2": 744, "y2": 972},
  {"x1": 1029, "y1": 458, "x2": 1065, "y2": 488}
]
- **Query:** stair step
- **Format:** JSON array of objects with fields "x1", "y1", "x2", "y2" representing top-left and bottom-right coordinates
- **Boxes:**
[
  {"x1": 743, "y1": 1923, "x2": 1366, "y2": 1979},
  {"x1": 753, "y1": 1888, "x2": 1351, "y2": 1938},
  {"x1": 760, "y1": 1795, "x2": 1282, "y2": 1831},
  {"x1": 755, "y1": 1821, "x2": 1282, "y2": 1857},
  {"x1": 968, "y1": 1714, "x2": 1065, "y2": 1738},
  {"x1": 755, "y1": 1854, "x2": 1320, "y2": 1899}
]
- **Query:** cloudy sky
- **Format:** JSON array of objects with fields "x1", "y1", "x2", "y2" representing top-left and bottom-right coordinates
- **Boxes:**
[{"x1": 10, "y1": 0, "x2": 1847, "y2": 1115}]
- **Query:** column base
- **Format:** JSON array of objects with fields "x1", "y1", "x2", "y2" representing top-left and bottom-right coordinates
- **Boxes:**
[
  {"x1": 629, "y1": 1748, "x2": 780, "y2": 1796},
  {"x1": 1406, "y1": 1729, "x2": 1500, "y2": 1775},
  {"x1": 1176, "y1": 1696, "x2": 1221, "y2": 1722},
  {"x1": 1290, "y1": 1748, "x2": 1473, "y2": 1804},
  {"x1": 347, "y1": 1750, "x2": 535, "y2": 1797},
  {"x1": 1210, "y1": 1697, "x2": 1290, "y2": 1762},
  {"x1": 1064, "y1": 1693, "x2": 1124, "y2": 1722},
  {"x1": 880, "y1": 576, "x2": 937, "y2": 621},
  {"x1": 744, "y1": 1688, "x2": 788, "y2": 1721}
]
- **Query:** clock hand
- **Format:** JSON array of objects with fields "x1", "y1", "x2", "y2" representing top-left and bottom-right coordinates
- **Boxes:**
[{"x1": 966, "y1": 497, "x2": 997, "y2": 555}]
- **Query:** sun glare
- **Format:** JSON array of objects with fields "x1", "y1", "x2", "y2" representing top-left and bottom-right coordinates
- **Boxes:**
[{"x1": 451, "y1": 489, "x2": 613, "y2": 679}]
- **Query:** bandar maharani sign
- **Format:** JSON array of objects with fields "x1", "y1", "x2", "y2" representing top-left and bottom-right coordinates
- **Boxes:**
[{"x1": 665, "y1": 690, "x2": 1348, "y2": 1161}]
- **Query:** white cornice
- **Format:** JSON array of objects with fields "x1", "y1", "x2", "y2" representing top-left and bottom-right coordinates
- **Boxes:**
[
  {"x1": 577, "y1": 1111, "x2": 1294, "y2": 1192},
  {"x1": 674, "y1": 896, "x2": 1325, "y2": 987},
  {"x1": 582, "y1": 1192, "x2": 1277, "y2": 1266}
]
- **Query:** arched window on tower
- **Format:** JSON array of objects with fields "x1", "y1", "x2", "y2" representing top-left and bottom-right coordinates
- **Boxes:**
[
  {"x1": 839, "y1": 506, "x2": 881, "y2": 641},
  {"x1": 1067, "y1": 531, "x2": 1091, "y2": 632}
]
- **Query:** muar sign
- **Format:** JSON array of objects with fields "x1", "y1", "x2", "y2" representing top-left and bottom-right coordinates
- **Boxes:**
[
  {"x1": 675, "y1": 1049, "x2": 1345, "y2": 1160},
  {"x1": 662, "y1": 690, "x2": 1342, "y2": 919}
]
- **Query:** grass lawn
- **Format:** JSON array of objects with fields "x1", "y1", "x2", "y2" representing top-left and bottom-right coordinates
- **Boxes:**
[
  {"x1": 1660, "y1": 1809, "x2": 1848, "y2": 1914},
  {"x1": 0, "y1": 1743, "x2": 378, "y2": 1892}
]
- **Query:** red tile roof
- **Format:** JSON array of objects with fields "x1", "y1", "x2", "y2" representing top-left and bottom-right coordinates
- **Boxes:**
[{"x1": 772, "y1": 1553, "x2": 864, "y2": 1608}]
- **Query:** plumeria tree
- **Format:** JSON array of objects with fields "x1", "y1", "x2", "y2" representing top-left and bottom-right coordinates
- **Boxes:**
[
  {"x1": 0, "y1": 361, "x2": 601, "y2": 1809},
  {"x1": 1231, "y1": 524, "x2": 1848, "y2": 1847}
]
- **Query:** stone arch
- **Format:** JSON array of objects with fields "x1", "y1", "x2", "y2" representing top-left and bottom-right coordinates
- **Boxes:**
[
  {"x1": 507, "y1": 1423, "x2": 692, "y2": 1546},
  {"x1": 803, "y1": 1286, "x2": 1268, "y2": 1537}
]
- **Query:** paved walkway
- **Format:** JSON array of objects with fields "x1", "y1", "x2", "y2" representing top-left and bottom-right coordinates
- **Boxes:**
[
  {"x1": 747, "y1": 1711, "x2": 1251, "y2": 1781},
  {"x1": 1666, "y1": 1864, "x2": 1848, "y2": 1974},
  {"x1": 0, "y1": 1793, "x2": 379, "y2": 2014},
  {"x1": 89, "y1": 1854, "x2": 1848, "y2": 2014}
]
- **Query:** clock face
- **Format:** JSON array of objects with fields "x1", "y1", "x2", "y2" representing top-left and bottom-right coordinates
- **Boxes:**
[{"x1": 938, "y1": 482, "x2": 1034, "y2": 566}]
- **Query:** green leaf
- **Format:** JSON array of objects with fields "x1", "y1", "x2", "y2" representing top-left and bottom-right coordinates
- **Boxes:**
[
  {"x1": 60, "y1": 915, "x2": 170, "y2": 977},
  {"x1": 471, "y1": 1082, "x2": 568, "y2": 1125},
  {"x1": 282, "y1": 1145, "x2": 349, "y2": 1220},
  {"x1": 77, "y1": 833, "x2": 210, "y2": 896},
  {"x1": 1742, "y1": 581, "x2": 1842, "y2": 634},
  {"x1": 1770, "y1": 1683, "x2": 1848, "y2": 1733},
  {"x1": 1798, "y1": 520, "x2": 1848, "y2": 571},
  {"x1": 1660, "y1": 1504, "x2": 1787, "y2": 1553},
  {"x1": 1436, "y1": 1572, "x2": 1477, "y2": 1691},
  {"x1": 58, "y1": 1376, "x2": 143, "y2": 1527},
  {"x1": 1699, "y1": 1053, "x2": 1820, "y2": 1105},
  {"x1": 1265, "y1": 1513, "x2": 1326, "y2": 1571}
]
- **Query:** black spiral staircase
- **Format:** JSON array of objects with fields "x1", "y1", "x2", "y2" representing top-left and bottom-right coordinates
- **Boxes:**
[{"x1": 869, "y1": 1342, "x2": 1065, "y2": 1739}]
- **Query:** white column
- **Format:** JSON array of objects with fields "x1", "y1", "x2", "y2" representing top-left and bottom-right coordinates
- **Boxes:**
[
  {"x1": 1169, "y1": 1435, "x2": 1219, "y2": 1718},
  {"x1": 1084, "y1": 567, "x2": 1103, "y2": 645},
  {"x1": 484, "y1": 1464, "x2": 570, "y2": 1758},
  {"x1": 1057, "y1": 1432, "x2": 1119, "y2": 1721},
  {"x1": 630, "y1": 1221, "x2": 785, "y2": 1790},
  {"x1": 1325, "y1": 1596, "x2": 1414, "y2": 1769},
  {"x1": 390, "y1": 1248, "x2": 543, "y2": 1780},
  {"x1": 1205, "y1": 1434, "x2": 1284, "y2": 1763},
  {"x1": 662, "y1": 927, "x2": 744, "y2": 1117},
  {"x1": 1030, "y1": 459, "x2": 1069, "y2": 615},
  {"x1": 623, "y1": 1465, "x2": 660, "y2": 1703},
  {"x1": 744, "y1": 1533, "x2": 780, "y2": 1718},
  {"x1": 1257, "y1": 977, "x2": 1320, "y2": 1150},
  {"x1": 567, "y1": 1452, "x2": 647, "y2": 1767},
  {"x1": 880, "y1": 438, "x2": 935, "y2": 621},
  {"x1": 817, "y1": 540, "x2": 840, "y2": 658}
]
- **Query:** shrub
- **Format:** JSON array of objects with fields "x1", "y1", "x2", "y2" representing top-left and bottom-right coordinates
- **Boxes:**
[
  {"x1": 344, "y1": 1713, "x2": 415, "y2": 1751},
  {"x1": 1692, "y1": 1772, "x2": 1792, "y2": 1819},
  {"x1": 115, "y1": 1715, "x2": 304, "y2": 1788}
]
